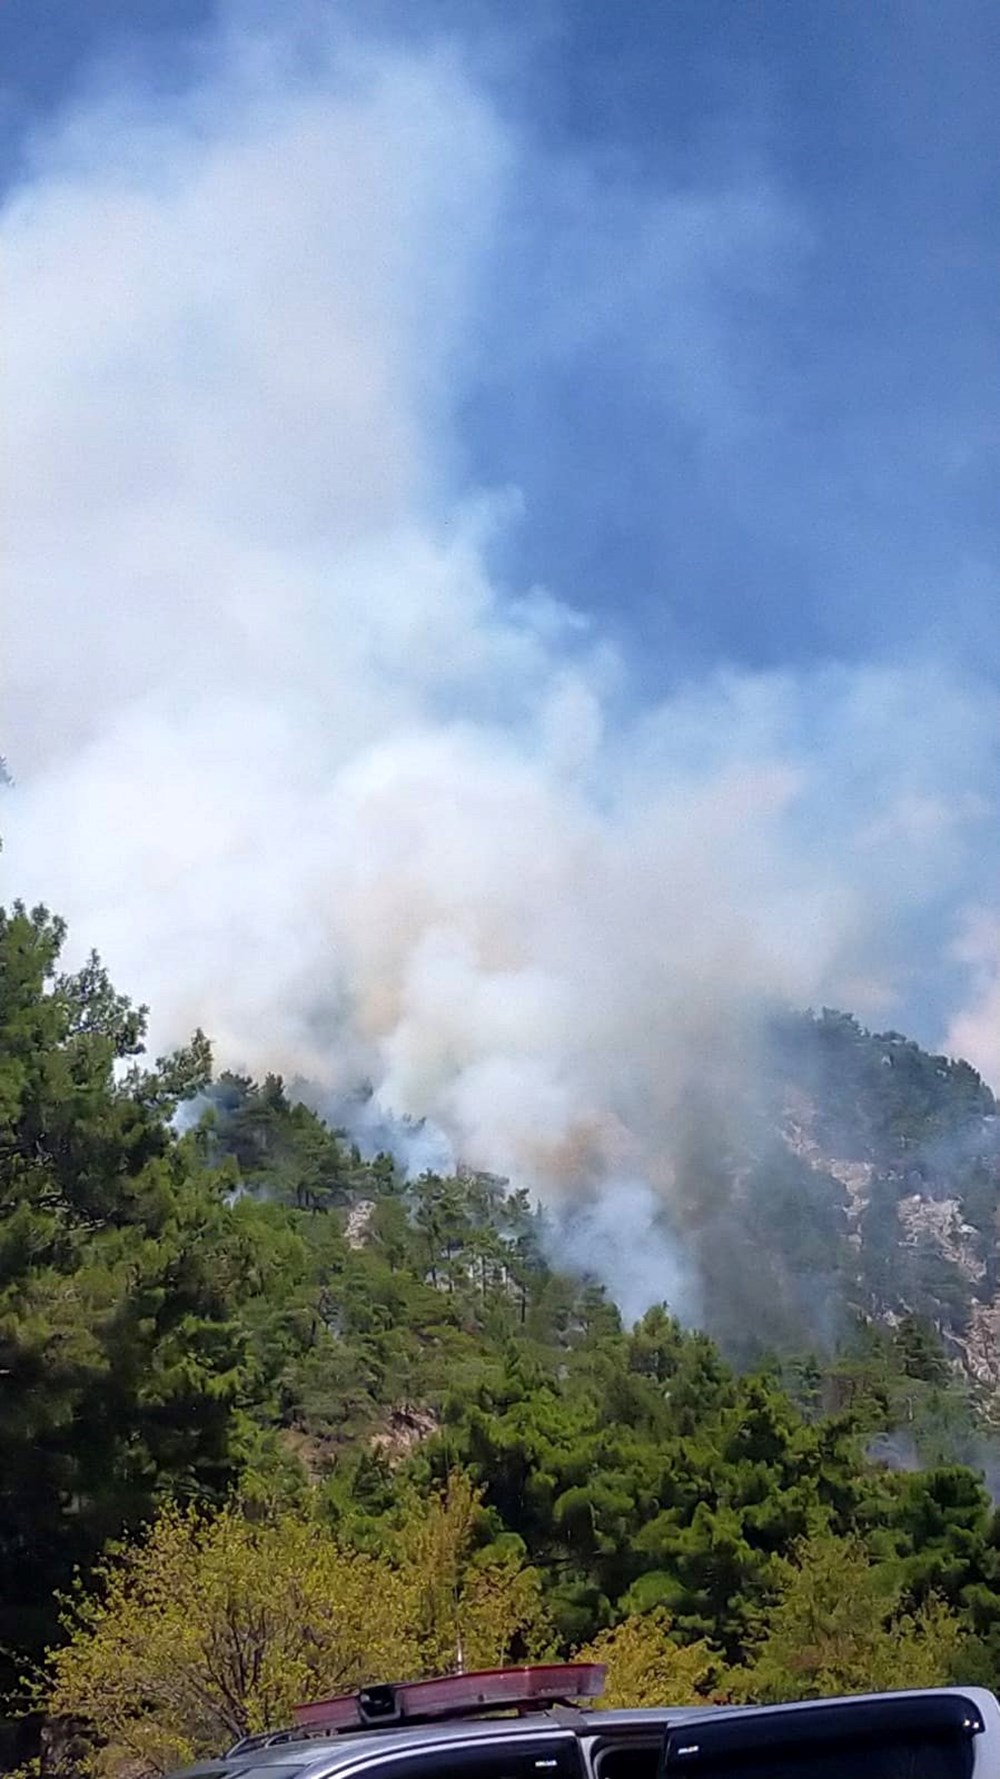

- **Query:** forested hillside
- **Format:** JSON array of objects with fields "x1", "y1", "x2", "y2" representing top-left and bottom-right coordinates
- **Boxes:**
[
  {"x1": 657, "y1": 1006, "x2": 1000, "y2": 1382},
  {"x1": 4, "y1": 900, "x2": 1000, "y2": 1773}
]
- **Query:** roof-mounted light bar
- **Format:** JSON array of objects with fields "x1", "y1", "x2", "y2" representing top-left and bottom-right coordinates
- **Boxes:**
[{"x1": 293, "y1": 1664, "x2": 607, "y2": 1733}]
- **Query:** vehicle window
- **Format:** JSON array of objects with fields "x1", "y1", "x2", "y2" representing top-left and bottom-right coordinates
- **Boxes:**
[
  {"x1": 593, "y1": 1740, "x2": 660, "y2": 1779},
  {"x1": 661, "y1": 1722, "x2": 975, "y2": 1779},
  {"x1": 663, "y1": 1694, "x2": 981, "y2": 1779},
  {"x1": 361, "y1": 1734, "x2": 585, "y2": 1779},
  {"x1": 665, "y1": 1727, "x2": 974, "y2": 1779},
  {"x1": 170, "y1": 1768, "x2": 233, "y2": 1779}
]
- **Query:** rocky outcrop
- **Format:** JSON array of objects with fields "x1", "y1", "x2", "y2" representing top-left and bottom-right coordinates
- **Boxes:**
[
  {"x1": 371, "y1": 1403, "x2": 440, "y2": 1464},
  {"x1": 781, "y1": 1091, "x2": 872, "y2": 1247},
  {"x1": 345, "y1": 1197, "x2": 375, "y2": 1248},
  {"x1": 897, "y1": 1192, "x2": 986, "y2": 1284},
  {"x1": 950, "y1": 1301, "x2": 1000, "y2": 1394}
]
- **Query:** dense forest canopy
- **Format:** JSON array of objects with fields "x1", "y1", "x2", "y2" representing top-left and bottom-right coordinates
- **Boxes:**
[{"x1": 3, "y1": 900, "x2": 1000, "y2": 1773}]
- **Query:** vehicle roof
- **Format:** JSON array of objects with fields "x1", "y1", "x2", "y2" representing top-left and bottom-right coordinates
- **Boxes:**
[
  {"x1": 170, "y1": 1685, "x2": 1000, "y2": 1779},
  {"x1": 170, "y1": 1708, "x2": 714, "y2": 1779}
]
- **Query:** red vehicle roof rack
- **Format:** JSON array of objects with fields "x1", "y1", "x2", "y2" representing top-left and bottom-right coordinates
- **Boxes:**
[{"x1": 293, "y1": 1664, "x2": 607, "y2": 1733}]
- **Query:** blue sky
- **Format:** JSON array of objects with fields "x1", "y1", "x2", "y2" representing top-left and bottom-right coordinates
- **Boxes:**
[
  {"x1": 4, "y1": 0, "x2": 996, "y2": 681},
  {"x1": 2, "y1": 0, "x2": 999, "y2": 1202}
]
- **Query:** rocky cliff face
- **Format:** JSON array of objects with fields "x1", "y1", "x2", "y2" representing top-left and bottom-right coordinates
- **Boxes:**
[
  {"x1": 672, "y1": 1011, "x2": 1000, "y2": 1387},
  {"x1": 761, "y1": 1014, "x2": 1000, "y2": 1393}
]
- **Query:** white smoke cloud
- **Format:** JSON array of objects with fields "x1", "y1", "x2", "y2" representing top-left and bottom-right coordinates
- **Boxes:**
[
  {"x1": 548, "y1": 1181, "x2": 701, "y2": 1328},
  {"x1": 946, "y1": 912, "x2": 1000, "y2": 1088},
  {"x1": 2, "y1": 10, "x2": 999, "y2": 1318}
]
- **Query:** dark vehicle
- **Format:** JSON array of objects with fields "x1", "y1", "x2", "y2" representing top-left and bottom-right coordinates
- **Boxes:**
[{"x1": 165, "y1": 1663, "x2": 1000, "y2": 1779}]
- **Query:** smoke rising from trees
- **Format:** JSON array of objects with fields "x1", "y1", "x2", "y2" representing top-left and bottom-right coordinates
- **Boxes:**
[{"x1": 3, "y1": 9, "x2": 999, "y2": 1307}]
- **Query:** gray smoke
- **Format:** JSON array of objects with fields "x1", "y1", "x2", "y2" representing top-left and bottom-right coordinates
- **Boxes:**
[
  {"x1": 299, "y1": 1082, "x2": 457, "y2": 1180},
  {"x1": 547, "y1": 1181, "x2": 701, "y2": 1327},
  {"x1": 2, "y1": 11, "x2": 999, "y2": 1318},
  {"x1": 865, "y1": 1431, "x2": 923, "y2": 1474}
]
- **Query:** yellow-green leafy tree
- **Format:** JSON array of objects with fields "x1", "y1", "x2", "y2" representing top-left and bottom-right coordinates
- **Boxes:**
[
  {"x1": 576, "y1": 1611, "x2": 716, "y2": 1708},
  {"x1": 395, "y1": 1470, "x2": 552, "y2": 1673},
  {"x1": 731, "y1": 1532, "x2": 965, "y2": 1703},
  {"x1": 47, "y1": 1505, "x2": 420, "y2": 1777},
  {"x1": 46, "y1": 1477, "x2": 551, "y2": 1779}
]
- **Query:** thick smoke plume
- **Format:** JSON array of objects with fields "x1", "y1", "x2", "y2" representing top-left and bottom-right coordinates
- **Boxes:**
[{"x1": 2, "y1": 13, "x2": 999, "y2": 1313}]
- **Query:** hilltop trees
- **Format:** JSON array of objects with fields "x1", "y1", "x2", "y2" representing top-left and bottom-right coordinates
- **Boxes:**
[
  {"x1": 0, "y1": 905, "x2": 282, "y2": 1743},
  {"x1": 414, "y1": 1316, "x2": 873, "y2": 1655}
]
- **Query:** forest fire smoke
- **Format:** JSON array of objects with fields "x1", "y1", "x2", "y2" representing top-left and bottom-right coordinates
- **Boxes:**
[{"x1": 2, "y1": 13, "x2": 999, "y2": 1317}]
